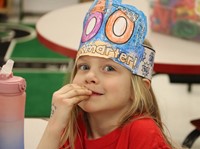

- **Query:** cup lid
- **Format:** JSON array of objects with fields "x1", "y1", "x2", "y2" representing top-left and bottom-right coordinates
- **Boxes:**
[{"x1": 0, "y1": 76, "x2": 26, "y2": 95}]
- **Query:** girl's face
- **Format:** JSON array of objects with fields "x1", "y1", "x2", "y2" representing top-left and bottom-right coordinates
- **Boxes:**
[{"x1": 73, "y1": 56, "x2": 133, "y2": 114}]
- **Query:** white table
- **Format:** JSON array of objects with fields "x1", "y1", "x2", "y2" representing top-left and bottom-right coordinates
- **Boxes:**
[
  {"x1": 36, "y1": 0, "x2": 200, "y2": 75},
  {"x1": 24, "y1": 118, "x2": 48, "y2": 149}
]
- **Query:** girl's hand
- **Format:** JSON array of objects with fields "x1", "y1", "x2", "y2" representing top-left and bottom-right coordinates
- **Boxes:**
[
  {"x1": 49, "y1": 84, "x2": 92, "y2": 133},
  {"x1": 37, "y1": 84, "x2": 91, "y2": 149}
]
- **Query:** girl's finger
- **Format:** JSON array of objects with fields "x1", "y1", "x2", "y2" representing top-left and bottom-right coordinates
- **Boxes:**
[
  {"x1": 56, "y1": 84, "x2": 85, "y2": 94},
  {"x1": 63, "y1": 95, "x2": 91, "y2": 105},
  {"x1": 61, "y1": 88, "x2": 92, "y2": 99}
]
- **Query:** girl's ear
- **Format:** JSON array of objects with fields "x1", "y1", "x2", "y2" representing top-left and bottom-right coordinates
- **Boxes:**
[{"x1": 142, "y1": 78, "x2": 151, "y2": 89}]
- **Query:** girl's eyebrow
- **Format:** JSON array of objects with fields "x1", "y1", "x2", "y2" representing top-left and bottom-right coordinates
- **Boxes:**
[
  {"x1": 78, "y1": 56, "x2": 109, "y2": 62},
  {"x1": 76, "y1": 57, "x2": 87, "y2": 63},
  {"x1": 77, "y1": 56, "x2": 115, "y2": 64}
]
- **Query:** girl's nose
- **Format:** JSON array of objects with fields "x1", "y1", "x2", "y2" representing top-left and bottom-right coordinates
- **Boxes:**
[{"x1": 85, "y1": 70, "x2": 99, "y2": 84}]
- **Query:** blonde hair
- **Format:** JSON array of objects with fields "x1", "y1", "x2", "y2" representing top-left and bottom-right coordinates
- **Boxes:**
[{"x1": 59, "y1": 39, "x2": 181, "y2": 149}]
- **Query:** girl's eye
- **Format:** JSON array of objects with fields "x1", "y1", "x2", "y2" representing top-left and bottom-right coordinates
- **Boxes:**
[
  {"x1": 78, "y1": 64, "x2": 90, "y2": 71},
  {"x1": 104, "y1": 66, "x2": 115, "y2": 71}
]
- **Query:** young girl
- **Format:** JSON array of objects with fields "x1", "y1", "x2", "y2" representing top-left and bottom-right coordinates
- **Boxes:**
[{"x1": 37, "y1": 0, "x2": 181, "y2": 148}]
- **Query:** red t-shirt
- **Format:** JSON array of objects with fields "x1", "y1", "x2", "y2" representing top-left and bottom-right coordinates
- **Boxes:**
[{"x1": 61, "y1": 117, "x2": 171, "y2": 149}]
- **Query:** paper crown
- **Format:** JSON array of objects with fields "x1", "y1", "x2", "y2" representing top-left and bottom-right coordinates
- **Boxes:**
[{"x1": 77, "y1": 0, "x2": 155, "y2": 80}]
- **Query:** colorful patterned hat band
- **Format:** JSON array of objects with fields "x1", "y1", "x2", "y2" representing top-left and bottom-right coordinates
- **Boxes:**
[{"x1": 77, "y1": 0, "x2": 155, "y2": 80}]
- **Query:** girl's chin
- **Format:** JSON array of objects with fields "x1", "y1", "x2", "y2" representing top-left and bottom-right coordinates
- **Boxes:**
[{"x1": 78, "y1": 101, "x2": 98, "y2": 112}]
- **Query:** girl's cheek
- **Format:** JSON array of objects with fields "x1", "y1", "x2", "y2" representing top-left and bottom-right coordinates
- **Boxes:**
[
  {"x1": 72, "y1": 75, "x2": 81, "y2": 84},
  {"x1": 72, "y1": 77, "x2": 77, "y2": 84}
]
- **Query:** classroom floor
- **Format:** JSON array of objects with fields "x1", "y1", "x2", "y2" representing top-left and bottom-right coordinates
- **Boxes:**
[{"x1": 4, "y1": 15, "x2": 200, "y2": 149}]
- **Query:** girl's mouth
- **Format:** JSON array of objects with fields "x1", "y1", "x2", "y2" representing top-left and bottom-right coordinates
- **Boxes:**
[{"x1": 91, "y1": 91, "x2": 103, "y2": 96}]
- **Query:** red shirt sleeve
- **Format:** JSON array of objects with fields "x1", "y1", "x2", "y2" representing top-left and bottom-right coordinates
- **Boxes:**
[{"x1": 128, "y1": 118, "x2": 171, "y2": 149}]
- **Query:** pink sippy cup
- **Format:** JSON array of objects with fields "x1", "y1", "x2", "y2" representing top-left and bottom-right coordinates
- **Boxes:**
[{"x1": 0, "y1": 59, "x2": 26, "y2": 149}]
